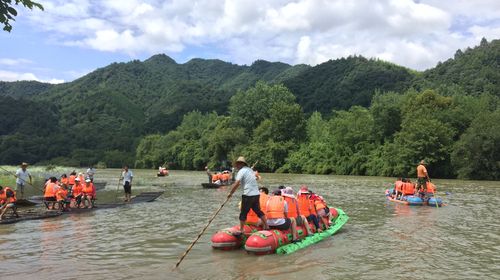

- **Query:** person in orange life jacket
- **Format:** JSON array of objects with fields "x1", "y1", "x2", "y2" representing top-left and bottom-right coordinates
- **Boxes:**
[
  {"x1": 416, "y1": 160, "x2": 430, "y2": 194},
  {"x1": 401, "y1": 178, "x2": 416, "y2": 196},
  {"x1": 60, "y1": 174, "x2": 69, "y2": 187},
  {"x1": 44, "y1": 177, "x2": 59, "y2": 210},
  {"x1": 71, "y1": 177, "x2": 84, "y2": 208},
  {"x1": 243, "y1": 187, "x2": 269, "y2": 226},
  {"x1": 0, "y1": 185, "x2": 19, "y2": 220},
  {"x1": 229, "y1": 156, "x2": 268, "y2": 236},
  {"x1": 82, "y1": 179, "x2": 96, "y2": 208},
  {"x1": 68, "y1": 171, "x2": 77, "y2": 189},
  {"x1": 393, "y1": 177, "x2": 404, "y2": 199},
  {"x1": 266, "y1": 189, "x2": 300, "y2": 242},
  {"x1": 297, "y1": 185, "x2": 322, "y2": 232},
  {"x1": 55, "y1": 184, "x2": 70, "y2": 211},
  {"x1": 311, "y1": 193, "x2": 331, "y2": 229},
  {"x1": 281, "y1": 187, "x2": 313, "y2": 236}
]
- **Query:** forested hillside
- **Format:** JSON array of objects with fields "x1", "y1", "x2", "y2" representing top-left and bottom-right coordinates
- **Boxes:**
[{"x1": 1, "y1": 39, "x2": 499, "y2": 179}]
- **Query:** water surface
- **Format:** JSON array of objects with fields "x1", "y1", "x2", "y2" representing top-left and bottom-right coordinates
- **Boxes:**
[{"x1": 1, "y1": 169, "x2": 499, "y2": 279}]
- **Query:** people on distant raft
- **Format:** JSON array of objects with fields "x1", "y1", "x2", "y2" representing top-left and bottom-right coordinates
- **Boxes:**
[
  {"x1": 43, "y1": 177, "x2": 59, "y2": 210},
  {"x1": 281, "y1": 186, "x2": 313, "y2": 236},
  {"x1": 0, "y1": 185, "x2": 19, "y2": 220},
  {"x1": 55, "y1": 184, "x2": 70, "y2": 211},
  {"x1": 71, "y1": 177, "x2": 83, "y2": 208},
  {"x1": 416, "y1": 160, "x2": 430, "y2": 194},
  {"x1": 68, "y1": 171, "x2": 77, "y2": 190},
  {"x1": 15, "y1": 162, "x2": 32, "y2": 199},
  {"x1": 266, "y1": 189, "x2": 300, "y2": 242},
  {"x1": 82, "y1": 179, "x2": 96, "y2": 208},
  {"x1": 121, "y1": 165, "x2": 133, "y2": 202},
  {"x1": 393, "y1": 177, "x2": 404, "y2": 200},
  {"x1": 245, "y1": 187, "x2": 269, "y2": 227},
  {"x1": 229, "y1": 156, "x2": 268, "y2": 236},
  {"x1": 297, "y1": 185, "x2": 322, "y2": 232},
  {"x1": 157, "y1": 166, "x2": 169, "y2": 176}
]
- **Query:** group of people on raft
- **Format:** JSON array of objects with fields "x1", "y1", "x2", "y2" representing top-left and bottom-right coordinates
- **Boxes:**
[
  {"x1": 389, "y1": 160, "x2": 437, "y2": 200},
  {"x1": 229, "y1": 156, "x2": 332, "y2": 242},
  {"x1": 206, "y1": 168, "x2": 234, "y2": 185},
  {"x1": 43, "y1": 171, "x2": 97, "y2": 210}
]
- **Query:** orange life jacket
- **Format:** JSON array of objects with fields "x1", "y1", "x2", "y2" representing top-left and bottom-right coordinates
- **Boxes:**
[
  {"x1": 0, "y1": 187, "x2": 16, "y2": 203},
  {"x1": 266, "y1": 196, "x2": 285, "y2": 219},
  {"x1": 284, "y1": 196, "x2": 299, "y2": 218},
  {"x1": 72, "y1": 183, "x2": 83, "y2": 196},
  {"x1": 297, "y1": 194, "x2": 311, "y2": 216},
  {"x1": 44, "y1": 183, "x2": 58, "y2": 198},
  {"x1": 314, "y1": 199, "x2": 327, "y2": 211},
  {"x1": 222, "y1": 173, "x2": 230, "y2": 181},
  {"x1": 395, "y1": 180, "x2": 403, "y2": 192},
  {"x1": 246, "y1": 193, "x2": 268, "y2": 223},
  {"x1": 211, "y1": 174, "x2": 220, "y2": 183},
  {"x1": 61, "y1": 177, "x2": 69, "y2": 185},
  {"x1": 83, "y1": 183, "x2": 95, "y2": 195},
  {"x1": 56, "y1": 188, "x2": 68, "y2": 201},
  {"x1": 402, "y1": 182, "x2": 415, "y2": 195},
  {"x1": 68, "y1": 175, "x2": 76, "y2": 185},
  {"x1": 426, "y1": 182, "x2": 436, "y2": 193}
]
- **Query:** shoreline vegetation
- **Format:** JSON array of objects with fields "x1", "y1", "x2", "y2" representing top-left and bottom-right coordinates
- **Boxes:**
[{"x1": 0, "y1": 39, "x2": 499, "y2": 180}]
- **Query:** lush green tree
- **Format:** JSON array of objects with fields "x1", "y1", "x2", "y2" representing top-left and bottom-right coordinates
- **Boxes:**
[
  {"x1": 451, "y1": 110, "x2": 500, "y2": 180},
  {"x1": 1, "y1": 0, "x2": 43, "y2": 32}
]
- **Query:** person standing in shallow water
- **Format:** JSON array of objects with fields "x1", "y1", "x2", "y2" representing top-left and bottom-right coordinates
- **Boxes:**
[
  {"x1": 121, "y1": 165, "x2": 133, "y2": 202},
  {"x1": 229, "y1": 156, "x2": 268, "y2": 235}
]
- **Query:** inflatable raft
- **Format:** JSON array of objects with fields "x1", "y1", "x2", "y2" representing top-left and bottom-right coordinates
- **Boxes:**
[
  {"x1": 211, "y1": 208, "x2": 348, "y2": 254},
  {"x1": 385, "y1": 189, "x2": 443, "y2": 207}
]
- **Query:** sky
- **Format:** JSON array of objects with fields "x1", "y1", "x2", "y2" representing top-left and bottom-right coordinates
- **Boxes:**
[{"x1": 0, "y1": 0, "x2": 499, "y2": 84}]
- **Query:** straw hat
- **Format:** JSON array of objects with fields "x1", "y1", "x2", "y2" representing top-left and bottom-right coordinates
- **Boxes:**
[
  {"x1": 235, "y1": 156, "x2": 248, "y2": 165},
  {"x1": 21, "y1": 162, "x2": 29, "y2": 166}
]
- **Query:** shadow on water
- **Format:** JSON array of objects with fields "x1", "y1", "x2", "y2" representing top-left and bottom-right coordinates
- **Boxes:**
[{"x1": 0, "y1": 169, "x2": 498, "y2": 279}]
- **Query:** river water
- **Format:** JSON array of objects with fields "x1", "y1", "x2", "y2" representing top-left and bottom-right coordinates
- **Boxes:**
[{"x1": 1, "y1": 169, "x2": 499, "y2": 279}]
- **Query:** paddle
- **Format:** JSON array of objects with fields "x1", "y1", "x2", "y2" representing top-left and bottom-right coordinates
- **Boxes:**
[
  {"x1": 173, "y1": 182, "x2": 239, "y2": 270},
  {"x1": 0, "y1": 166, "x2": 43, "y2": 193}
]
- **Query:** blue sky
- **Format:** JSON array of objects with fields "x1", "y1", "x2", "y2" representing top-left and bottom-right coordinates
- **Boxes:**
[{"x1": 1, "y1": 0, "x2": 499, "y2": 83}]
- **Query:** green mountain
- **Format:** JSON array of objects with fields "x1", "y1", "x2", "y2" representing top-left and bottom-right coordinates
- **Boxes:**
[{"x1": 0, "y1": 38, "x2": 498, "y2": 171}]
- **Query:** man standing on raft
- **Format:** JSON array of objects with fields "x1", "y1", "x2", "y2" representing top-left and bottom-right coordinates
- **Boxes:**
[
  {"x1": 416, "y1": 160, "x2": 430, "y2": 194},
  {"x1": 229, "y1": 156, "x2": 268, "y2": 235}
]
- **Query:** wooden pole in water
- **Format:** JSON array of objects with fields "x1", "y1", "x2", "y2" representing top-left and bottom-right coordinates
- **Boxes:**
[{"x1": 173, "y1": 184, "x2": 239, "y2": 270}]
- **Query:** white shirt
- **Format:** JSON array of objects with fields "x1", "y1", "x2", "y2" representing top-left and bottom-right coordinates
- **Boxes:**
[
  {"x1": 235, "y1": 166, "x2": 259, "y2": 196},
  {"x1": 15, "y1": 168, "x2": 31, "y2": 185},
  {"x1": 86, "y1": 168, "x2": 96, "y2": 178},
  {"x1": 122, "y1": 170, "x2": 133, "y2": 185}
]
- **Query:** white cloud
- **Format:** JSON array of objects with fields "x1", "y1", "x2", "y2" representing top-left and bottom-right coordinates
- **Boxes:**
[
  {"x1": 0, "y1": 58, "x2": 32, "y2": 66},
  {"x1": 23, "y1": 0, "x2": 500, "y2": 70},
  {"x1": 0, "y1": 70, "x2": 64, "y2": 84}
]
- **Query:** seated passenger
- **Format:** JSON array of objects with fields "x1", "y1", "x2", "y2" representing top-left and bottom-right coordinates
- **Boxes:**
[
  {"x1": 71, "y1": 177, "x2": 84, "y2": 208},
  {"x1": 55, "y1": 184, "x2": 70, "y2": 211},
  {"x1": 44, "y1": 177, "x2": 59, "y2": 210},
  {"x1": 297, "y1": 185, "x2": 321, "y2": 232},
  {"x1": 245, "y1": 187, "x2": 269, "y2": 227},
  {"x1": 281, "y1": 187, "x2": 313, "y2": 236},
  {"x1": 266, "y1": 189, "x2": 299, "y2": 242},
  {"x1": 82, "y1": 179, "x2": 96, "y2": 208},
  {"x1": 312, "y1": 194, "x2": 331, "y2": 229},
  {"x1": 0, "y1": 185, "x2": 19, "y2": 220}
]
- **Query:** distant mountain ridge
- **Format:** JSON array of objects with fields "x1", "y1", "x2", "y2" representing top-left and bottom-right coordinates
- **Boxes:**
[{"x1": 0, "y1": 38, "x2": 498, "y2": 166}]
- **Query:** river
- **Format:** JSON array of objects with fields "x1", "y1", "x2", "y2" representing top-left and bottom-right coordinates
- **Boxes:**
[{"x1": 1, "y1": 169, "x2": 499, "y2": 279}]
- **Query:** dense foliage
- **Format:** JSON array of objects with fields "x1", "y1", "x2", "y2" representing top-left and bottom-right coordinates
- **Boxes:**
[
  {"x1": 1, "y1": 39, "x2": 499, "y2": 179},
  {"x1": 0, "y1": 0, "x2": 43, "y2": 32}
]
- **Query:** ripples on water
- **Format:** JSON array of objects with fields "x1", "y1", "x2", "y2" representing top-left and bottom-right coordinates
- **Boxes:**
[{"x1": 1, "y1": 170, "x2": 499, "y2": 279}]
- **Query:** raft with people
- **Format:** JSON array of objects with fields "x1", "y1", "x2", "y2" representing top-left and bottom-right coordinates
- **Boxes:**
[
  {"x1": 211, "y1": 185, "x2": 349, "y2": 255},
  {"x1": 202, "y1": 169, "x2": 233, "y2": 188},
  {"x1": 385, "y1": 178, "x2": 444, "y2": 207}
]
